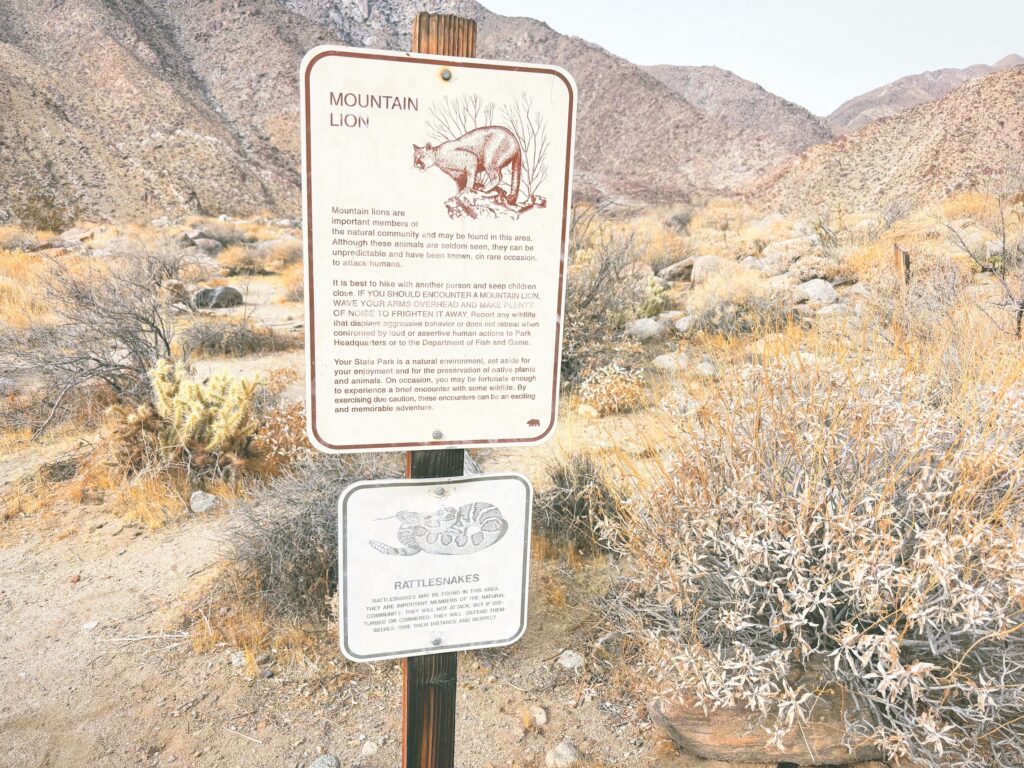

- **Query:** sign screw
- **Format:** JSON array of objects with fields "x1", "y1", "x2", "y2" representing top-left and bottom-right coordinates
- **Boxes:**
[
  {"x1": 432, "y1": 430, "x2": 443, "y2": 440},
  {"x1": 441, "y1": 69, "x2": 452, "y2": 81},
  {"x1": 430, "y1": 634, "x2": 442, "y2": 646},
  {"x1": 434, "y1": 487, "x2": 446, "y2": 497}
]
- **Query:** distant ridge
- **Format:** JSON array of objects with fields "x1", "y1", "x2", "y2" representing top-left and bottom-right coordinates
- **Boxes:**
[
  {"x1": 828, "y1": 54, "x2": 1024, "y2": 133},
  {"x1": 752, "y1": 67, "x2": 1024, "y2": 214}
]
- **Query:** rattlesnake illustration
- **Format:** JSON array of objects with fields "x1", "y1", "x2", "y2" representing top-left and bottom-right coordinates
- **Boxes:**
[{"x1": 369, "y1": 502, "x2": 508, "y2": 556}]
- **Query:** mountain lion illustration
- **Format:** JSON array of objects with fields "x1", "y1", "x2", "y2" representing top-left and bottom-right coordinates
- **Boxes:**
[{"x1": 413, "y1": 126, "x2": 522, "y2": 204}]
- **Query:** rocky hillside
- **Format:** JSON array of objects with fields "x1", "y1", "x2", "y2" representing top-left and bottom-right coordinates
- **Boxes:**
[
  {"x1": 645, "y1": 64, "x2": 833, "y2": 153},
  {"x1": 751, "y1": 66, "x2": 1024, "y2": 215},
  {"x1": 828, "y1": 54, "x2": 1024, "y2": 133},
  {"x1": 0, "y1": 0, "x2": 800, "y2": 226}
]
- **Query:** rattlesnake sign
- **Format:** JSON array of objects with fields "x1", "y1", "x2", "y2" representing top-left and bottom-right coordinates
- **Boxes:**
[
  {"x1": 338, "y1": 473, "x2": 532, "y2": 661},
  {"x1": 300, "y1": 45, "x2": 577, "y2": 453}
]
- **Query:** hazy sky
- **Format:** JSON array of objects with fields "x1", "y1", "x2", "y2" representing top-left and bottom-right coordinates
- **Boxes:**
[{"x1": 478, "y1": 0, "x2": 1023, "y2": 115}]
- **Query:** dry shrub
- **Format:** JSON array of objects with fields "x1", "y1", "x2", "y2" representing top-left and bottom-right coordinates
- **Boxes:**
[
  {"x1": 535, "y1": 452, "x2": 622, "y2": 554},
  {"x1": 280, "y1": 262, "x2": 304, "y2": 302},
  {"x1": 225, "y1": 453, "x2": 402, "y2": 618},
  {"x1": 578, "y1": 364, "x2": 646, "y2": 415},
  {"x1": 562, "y1": 216, "x2": 648, "y2": 382},
  {"x1": 685, "y1": 267, "x2": 791, "y2": 337},
  {"x1": 220, "y1": 239, "x2": 301, "y2": 276},
  {"x1": 603, "y1": 348, "x2": 1024, "y2": 768},
  {"x1": 0, "y1": 249, "x2": 49, "y2": 326},
  {"x1": 0, "y1": 226, "x2": 39, "y2": 252},
  {"x1": 862, "y1": 251, "x2": 971, "y2": 341},
  {"x1": 181, "y1": 317, "x2": 301, "y2": 358},
  {"x1": 0, "y1": 247, "x2": 200, "y2": 433}
]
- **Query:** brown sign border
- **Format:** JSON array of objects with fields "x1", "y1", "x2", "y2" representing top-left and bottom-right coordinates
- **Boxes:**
[{"x1": 302, "y1": 47, "x2": 576, "y2": 453}]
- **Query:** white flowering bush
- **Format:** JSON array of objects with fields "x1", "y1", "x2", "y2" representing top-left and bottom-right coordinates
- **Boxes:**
[
  {"x1": 603, "y1": 352, "x2": 1024, "y2": 767},
  {"x1": 578, "y1": 364, "x2": 646, "y2": 415}
]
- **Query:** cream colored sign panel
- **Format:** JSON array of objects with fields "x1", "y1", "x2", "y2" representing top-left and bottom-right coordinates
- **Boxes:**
[
  {"x1": 339, "y1": 473, "x2": 532, "y2": 661},
  {"x1": 301, "y1": 46, "x2": 576, "y2": 453}
]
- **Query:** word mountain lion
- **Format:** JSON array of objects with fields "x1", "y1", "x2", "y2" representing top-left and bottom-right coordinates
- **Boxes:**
[{"x1": 413, "y1": 126, "x2": 522, "y2": 204}]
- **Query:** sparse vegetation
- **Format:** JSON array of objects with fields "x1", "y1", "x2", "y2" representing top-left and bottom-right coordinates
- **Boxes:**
[{"x1": 577, "y1": 364, "x2": 646, "y2": 415}]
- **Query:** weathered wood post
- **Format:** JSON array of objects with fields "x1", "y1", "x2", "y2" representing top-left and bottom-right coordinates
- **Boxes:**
[
  {"x1": 893, "y1": 243, "x2": 911, "y2": 286},
  {"x1": 402, "y1": 18, "x2": 476, "y2": 768}
]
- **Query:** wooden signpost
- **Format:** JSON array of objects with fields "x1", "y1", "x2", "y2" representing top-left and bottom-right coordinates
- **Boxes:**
[{"x1": 300, "y1": 11, "x2": 577, "y2": 768}]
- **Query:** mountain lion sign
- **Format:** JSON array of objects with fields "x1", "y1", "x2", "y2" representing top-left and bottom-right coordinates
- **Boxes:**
[{"x1": 300, "y1": 45, "x2": 577, "y2": 453}]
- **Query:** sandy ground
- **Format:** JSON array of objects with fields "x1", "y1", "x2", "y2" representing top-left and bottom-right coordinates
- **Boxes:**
[{"x1": 0, "y1": 426, "x2": 745, "y2": 768}]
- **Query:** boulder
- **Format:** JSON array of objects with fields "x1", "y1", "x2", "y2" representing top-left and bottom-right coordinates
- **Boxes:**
[
  {"x1": 673, "y1": 315, "x2": 696, "y2": 335},
  {"x1": 193, "y1": 286, "x2": 243, "y2": 309},
  {"x1": 738, "y1": 256, "x2": 765, "y2": 271},
  {"x1": 657, "y1": 257, "x2": 695, "y2": 281},
  {"x1": 690, "y1": 255, "x2": 731, "y2": 286},
  {"x1": 657, "y1": 310, "x2": 685, "y2": 323},
  {"x1": 58, "y1": 227, "x2": 95, "y2": 244},
  {"x1": 192, "y1": 237, "x2": 223, "y2": 254},
  {"x1": 189, "y1": 491, "x2": 221, "y2": 514},
  {"x1": 794, "y1": 278, "x2": 838, "y2": 306},
  {"x1": 308, "y1": 756, "x2": 340, "y2": 768},
  {"x1": 625, "y1": 317, "x2": 671, "y2": 341},
  {"x1": 651, "y1": 352, "x2": 689, "y2": 373},
  {"x1": 649, "y1": 662, "x2": 883, "y2": 765},
  {"x1": 545, "y1": 740, "x2": 584, "y2": 768}
]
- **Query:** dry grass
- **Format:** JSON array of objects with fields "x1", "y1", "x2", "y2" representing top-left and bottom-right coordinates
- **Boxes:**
[{"x1": 0, "y1": 249, "x2": 49, "y2": 326}]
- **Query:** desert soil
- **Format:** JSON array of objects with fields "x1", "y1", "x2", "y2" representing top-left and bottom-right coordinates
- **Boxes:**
[{"x1": 0, "y1": 433, "x2": 718, "y2": 768}]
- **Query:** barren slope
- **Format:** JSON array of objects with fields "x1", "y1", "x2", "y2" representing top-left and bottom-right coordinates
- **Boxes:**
[
  {"x1": 0, "y1": 0, "x2": 797, "y2": 225},
  {"x1": 645, "y1": 64, "x2": 833, "y2": 153},
  {"x1": 829, "y1": 53, "x2": 1024, "y2": 133},
  {"x1": 751, "y1": 67, "x2": 1024, "y2": 215}
]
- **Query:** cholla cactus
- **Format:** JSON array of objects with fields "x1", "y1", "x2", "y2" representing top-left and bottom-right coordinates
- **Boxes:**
[
  {"x1": 108, "y1": 360, "x2": 260, "y2": 483},
  {"x1": 604, "y1": 353, "x2": 1024, "y2": 768},
  {"x1": 578, "y1": 364, "x2": 646, "y2": 415}
]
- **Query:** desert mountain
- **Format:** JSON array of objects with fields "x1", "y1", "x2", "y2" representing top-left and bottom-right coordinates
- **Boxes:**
[
  {"x1": 0, "y1": 0, "x2": 798, "y2": 226},
  {"x1": 751, "y1": 66, "x2": 1024, "y2": 215},
  {"x1": 645, "y1": 64, "x2": 833, "y2": 153},
  {"x1": 828, "y1": 54, "x2": 1024, "y2": 133}
]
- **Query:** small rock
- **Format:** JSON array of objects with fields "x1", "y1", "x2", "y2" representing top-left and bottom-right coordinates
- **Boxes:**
[
  {"x1": 816, "y1": 303, "x2": 848, "y2": 317},
  {"x1": 218, "y1": 214, "x2": 230, "y2": 222},
  {"x1": 556, "y1": 649, "x2": 585, "y2": 671},
  {"x1": 529, "y1": 704, "x2": 548, "y2": 727},
  {"x1": 577, "y1": 404, "x2": 600, "y2": 419},
  {"x1": 690, "y1": 255, "x2": 731, "y2": 286},
  {"x1": 151, "y1": 217, "x2": 171, "y2": 228},
  {"x1": 651, "y1": 352, "x2": 689, "y2": 373},
  {"x1": 70, "y1": 574, "x2": 81, "y2": 584},
  {"x1": 189, "y1": 491, "x2": 220, "y2": 514},
  {"x1": 657, "y1": 257, "x2": 695, "y2": 281},
  {"x1": 673, "y1": 315, "x2": 696, "y2": 335},
  {"x1": 739, "y1": 256, "x2": 765, "y2": 271},
  {"x1": 261, "y1": 668, "x2": 274, "y2": 679},
  {"x1": 794, "y1": 278, "x2": 838, "y2": 306},
  {"x1": 193, "y1": 286, "x2": 243, "y2": 309},
  {"x1": 82, "y1": 620, "x2": 99, "y2": 631},
  {"x1": 308, "y1": 756, "x2": 340, "y2": 768},
  {"x1": 192, "y1": 237, "x2": 223, "y2": 254},
  {"x1": 360, "y1": 741, "x2": 378, "y2": 757},
  {"x1": 625, "y1": 317, "x2": 670, "y2": 341},
  {"x1": 545, "y1": 740, "x2": 584, "y2": 767},
  {"x1": 256, "y1": 651, "x2": 273, "y2": 665},
  {"x1": 693, "y1": 360, "x2": 718, "y2": 379},
  {"x1": 228, "y1": 651, "x2": 245, "y2": 667},
  {"x1": 847, "y1": 282, "x2": 870, "y2": 298}
]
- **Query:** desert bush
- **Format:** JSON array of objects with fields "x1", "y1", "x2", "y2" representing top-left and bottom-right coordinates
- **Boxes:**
[
  {"x1": 281, "y1": 262, "x2": 304, "y2": 302},
  {"x1": 181, "y1": 317, "x2": 301, "y2": 358},
  {"x1": 105, "y1": 360, "x2": 262, "y2": 485},
  {"x1": 636, "y1": 276, "x2": 671, "y2": 318},
  {"x1": 226, "y1": 453, "x2": 402, "y2": 617},
  {"x1": 863, "y1": 251, "x2": 970, "y2": 341},
  {"x1": 0, "y1": 226, "x2": 38, "y2": 252},
  {"x1": 535, "y1": 453, "x2": 622, "y2": 554},
  {"x1": 578, "y1": 364, "x2": 646, "y2": 415},
  {"x1": 219, "y1": 239, "x2": 301, "y2": 276},
  {"x1": 666, "y1": 210, "x2": 692, "y2": 234},
  {"x1": 603, "y1": 352, "x2": 1024, "y2": 768},
  {"x1": 685, "y1": 267, "x2": 790, "y2": 337},
  {"x1": 562, "y1": 219, "x2": 649, "y2": 382},
  {"x1": 0, "y1": 247, "x2": 200, "y2": 433}
]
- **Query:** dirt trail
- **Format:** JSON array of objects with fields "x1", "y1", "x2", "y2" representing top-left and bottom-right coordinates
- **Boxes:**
[{"x1": 0, "y1": 495, "x2": 715, "y2": 768}]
